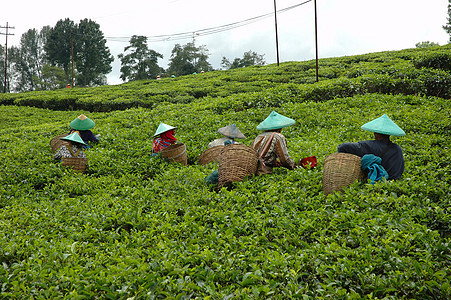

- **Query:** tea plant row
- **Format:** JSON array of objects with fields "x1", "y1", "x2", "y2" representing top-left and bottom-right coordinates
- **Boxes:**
[{"x1": 0, "y1": 88, "x2": 450, "y2": 297}]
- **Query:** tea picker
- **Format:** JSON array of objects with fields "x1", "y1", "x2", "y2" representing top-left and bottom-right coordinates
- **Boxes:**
[
  {"x1": 337, "y1": 114, "x2": 405, "y2": 181},
  {"x1": 208, "y1": 124, "x2": 246, "y2": 148},
  {"x1": 69, "y1": 114, "x2": 100, "y2": 147},
  {"x1": 251, "y1": 111, "x2": 297, "y2": 175}
]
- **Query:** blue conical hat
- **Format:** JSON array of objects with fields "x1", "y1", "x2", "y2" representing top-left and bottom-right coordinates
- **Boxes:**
[
  {"x1": 257, "y1": 111, "x2": 296, "y2": 131},
  {"x1": 361, "y1": 114, "x2": 405, "y2": 136},
  {"x1": 61, "y1": 132, "x2": 87, "y2": 145},
  {"x1": 69, "y1": 114, "x2": 95, "y2": 130},
  {"x1": 218, "y1": 124, "x2": 246, "y2": 139},
  {"x1": 153, "y1": 122, "x2": 177, "y2": 137}
]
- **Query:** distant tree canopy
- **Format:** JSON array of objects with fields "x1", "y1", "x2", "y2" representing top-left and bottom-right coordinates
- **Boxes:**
[
  {"x1": 444, "y1": 0, "x2": 451, "y2": 43},
  {"x1": 167, "y1": 42, "x2": 213, "y2": 76},
  {"x1": 10, "y1": 27, "x2": 51, "y2": 91},
  {"x1": 44, "y1": 18, "x2": 76, "y2": 83},
  {"x1": 75, "y1": 19, "x2": 114, "y2": 86},
  {"x1": 416, "y1": 41, "x2": 440, "y2": 48},
  {"x1": 221, "y1": 50, "x2": 266, "y2": 70},
  {"x1": 0, "y1": 44, "x2": 7, "y2": 92},
  {"x1": 44, "y1": 18, "x2": 112, "y2": 87},
  {"x1": 118, "y1": 35, "x2": 163, "y2": 82}
]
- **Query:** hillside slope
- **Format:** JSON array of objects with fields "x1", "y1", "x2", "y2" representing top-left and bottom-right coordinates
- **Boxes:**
[{"x1": 0, "y1": 46, "x2": 450, "y2": 298}]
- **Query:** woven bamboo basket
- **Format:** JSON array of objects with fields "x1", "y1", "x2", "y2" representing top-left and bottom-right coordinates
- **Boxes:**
[
  {"x1": 61, "y1": 157, "x2": 88, "y2": 173},
  {"x1": 50, "y1": 134, "x2": 69, "y2": 153},
  {"x1": 161, "y1": 143, "x2": 188, "y2": 165},
  {"x1": 198, "y1": 145, "x2": 224, "y2": 165},
  {"x1": 218, "y1": 144, "x2": 258, "y2": 188},
  {"x1": 322, "y1": 153, "x2": 365, "y2": 195}
]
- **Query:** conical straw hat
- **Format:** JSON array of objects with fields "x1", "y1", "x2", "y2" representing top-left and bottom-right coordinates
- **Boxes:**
[
  {"x1": 257, "y1": 111, "x2": 295, "y2": 131},
  {"x1": 153, "y1": 122, "x2": 177, "y2": 137},
  {"x1": 218, "y1": 124, "x2": 246, "y2": 139},
  {"x1": 69, "y1": 114, "x2": 95, "y2": 130},
  {"x1": 61, "y1": 132, "x2": 87, "y2": 145},
  {"x1": 361, "y1": 114, "x2": 405, "y2": 136}
]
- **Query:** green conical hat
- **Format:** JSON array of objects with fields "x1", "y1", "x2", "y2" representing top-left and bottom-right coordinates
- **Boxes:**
[
  {"x1": 69, "y1": 114, "x2": 95, "y2": 130},
  {"x1": 153, "y1": 122, "x2": 177, "y2": 137},
  {"x1": 257, "y1": 111, "x2": 296, "y2": 131},
  {"x1": 61, "y1": 132, "x2": 87, "y2": 145},
  {"x1": 218, "y1": 124, "x2": 246, "y2": 139},
  {"x1": 361, "y1": 114, "x2": 405, "y2": 136}
]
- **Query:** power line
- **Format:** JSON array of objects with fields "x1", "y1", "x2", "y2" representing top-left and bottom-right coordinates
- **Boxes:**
[{"x1": 105, "y1": 0, "x2": 312, "y2": 43}]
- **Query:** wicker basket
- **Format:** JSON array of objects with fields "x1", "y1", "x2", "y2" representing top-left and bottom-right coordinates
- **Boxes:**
[
  {"x1": 218, "y1": 144, "x2": 258, "y2": 188},
  {"x1": 322, "y1": 153, "x2": 365, "y2": 195},
  {"x1": 198, "y1": 145, "x2": 224, "y2": 165},
  {"x1": 161, "y1": 143, "x2": 188, "y2": 166},
  {"x1": 50, "y1": 134, "x2": 69, "y2": 153},
  {"x1": 61, "y1": 157, "x2": 88, "y2": 173}
]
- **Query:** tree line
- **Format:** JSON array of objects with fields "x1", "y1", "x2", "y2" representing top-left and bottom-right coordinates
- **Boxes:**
[{"x1": 0, "y1": 18, "x2": 265, "y2": 93}]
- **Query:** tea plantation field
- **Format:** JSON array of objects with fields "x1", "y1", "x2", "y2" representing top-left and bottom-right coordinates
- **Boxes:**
[{"x1": 0, "y1": 45, "x2": 450, "y2": 299}]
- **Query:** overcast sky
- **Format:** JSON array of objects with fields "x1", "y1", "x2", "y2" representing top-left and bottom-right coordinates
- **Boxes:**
[{"x1": 1, "y1": 0, "x2": 449, "y2": 85}]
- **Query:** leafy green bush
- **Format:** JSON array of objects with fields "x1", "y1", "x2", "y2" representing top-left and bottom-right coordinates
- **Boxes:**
[
  {"x1": 414, "y1": 51, "x2": 451, "y2": 71},
  {"x1": 0, "y1": 48, "x2": 450, "y2": 298},
  {"x1": 1, "y1": 44, "x2": 449, "y2": 112}
]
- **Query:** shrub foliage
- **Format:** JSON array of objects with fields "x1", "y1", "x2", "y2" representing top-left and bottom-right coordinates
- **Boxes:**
[{"x1": 0, "y1": 45, "x2": 450, "y2": 298}]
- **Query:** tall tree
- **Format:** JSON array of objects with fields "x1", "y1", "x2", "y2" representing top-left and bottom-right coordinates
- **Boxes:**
[
  {"x1": 1, "y1": 45, "x2": 16, "y2": 93},
  {"x1": 10, "y1": 28, "x2": 49, "y2": 92},
  {"x1": 34, "y1": 64, "x2": 67, "y2": 90},
  {"x1": 167, "y1": 42, "x2": 213, "y2": 76},
  {"x1": 75, "y1": 19, "x2": 113, "y2": 86},
  {"x1": 45, "y1": 18, "x2": 76, "y2": 84},
  {"x1": 0, "y1": 44, "x2": 5, "y2": 92},
  {"x1": 444, "y1": 0, "x2": 451, "y2": 43},
  {"x1": 118, "y1": 35, "x2": 163, "y2": 82},
  {"x1": 222, "y1": 50, "x2": 266, "y2": 70}
]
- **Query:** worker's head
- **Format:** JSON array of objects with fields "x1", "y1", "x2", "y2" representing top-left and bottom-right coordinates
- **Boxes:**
[
  {"x1": 153, "y1": 122, "x2": 177, "y2": 137},
  {"x1": 361, "y1": 114, "x2": 405, "y2": 137},
  {"x1": 374, "y1": 132, "x2": 390, "y2": 141},
  {"x1": 61, "y1": 131, "x2": 87, "y2": 146},
  {"x1": 218, "y1": 124, "x2": 246, "y2": 139},
  {"x1": 70, "y1": 114, "x2": 95, "y2": 131},
  {"x1": 256, "y1": 111, "x2": 295, "y2": 131}
]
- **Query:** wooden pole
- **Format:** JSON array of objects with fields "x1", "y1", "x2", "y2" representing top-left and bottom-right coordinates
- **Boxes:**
[
  {"x1": 274, "y1": 0, "x2": 280, "y2": 66},
  {"x1": 314, "y1": 0, "x2": 319, "y2": 82}
]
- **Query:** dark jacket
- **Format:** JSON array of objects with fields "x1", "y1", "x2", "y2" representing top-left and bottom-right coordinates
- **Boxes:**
[
  {"x1": 69, "y1": 129, "x2": 98, "y2": 143},
  {"x1": 337, "y1": 140, "x2": 404, "y2": 180}
]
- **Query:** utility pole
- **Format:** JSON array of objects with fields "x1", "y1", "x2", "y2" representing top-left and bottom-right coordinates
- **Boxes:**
[
  {"x1": 314, "y1": 0, "x2": 319, "y2": 82},
  {"x1": 273, "y1": 0, "x2": 280, "y2": 66},
  {"x1": 0, "y1": 22, "x2": 15, "y2": 93}
]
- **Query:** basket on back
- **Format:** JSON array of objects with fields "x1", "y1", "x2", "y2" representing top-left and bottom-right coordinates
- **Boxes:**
[
  {"x1": 218, "y1": 144, "x2": 258, "y2": 189},
  {"x1": 322, "y1": 153, "x2": 365, "y2": 195},
  {"x1": 61, "y1": 157, "x2": 88, "y2": 173},
  {"x1": 50, "y1": 134, "x2": 69, "y2": 153},
  {"x1": 161, "y1": 143, "x2": 188, "y2": 166},
  {"x1": 198, "y1": 145, "x2": 224, "y2": 165}
]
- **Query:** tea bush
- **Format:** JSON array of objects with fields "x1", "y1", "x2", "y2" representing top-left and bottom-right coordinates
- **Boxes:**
[
  {"x1": 1, "y1": 44, "x2": 450, "y2": 112},
  {"x1": 0, "y1": 46, "x2": 450, "y2": 298}
]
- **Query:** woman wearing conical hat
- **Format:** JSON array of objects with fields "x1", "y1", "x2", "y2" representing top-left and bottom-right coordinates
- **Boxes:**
[
  {"x1": 152, "y1": 122, "x2": 177, "y2": 153},
  {"x1": 53, "y1": 131, "x2": 87, "y2": 160},
  {"x1": 208, "y1": 124, "x2": 246, "y2": 148},
  {"x1": 69, "y1": 114, "x2": 99, "y2": 145},
  {"x1": 251, "y1": 111, "x2": 296, "y2": 175},
  {"x1": 337, "y1": 114, "x2": 405, "y2": 180}
]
